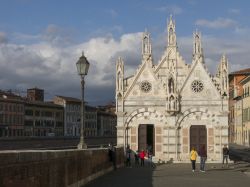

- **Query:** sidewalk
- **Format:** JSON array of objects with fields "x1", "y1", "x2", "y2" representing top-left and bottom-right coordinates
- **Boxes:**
[{"x1": 84, "y1": 163, "x2": 250, "y2": 187}]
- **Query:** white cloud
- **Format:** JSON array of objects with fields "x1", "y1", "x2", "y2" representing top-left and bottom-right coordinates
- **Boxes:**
[
  {"x1": 0, "y1": 31, "x2": 142, "y2": 105},
  {"x1": 12, "y1": 32, "x2": 40, "y2": 43},
  {"x1": 0, "y1": 32, "x2": 8, "y2": 44},
  {"x1": 177, "y1": 34, "x2": 250, "y2": 74},
  {"x1": 195, "y1": 18, "x2": 237, "y2": 29},
  {"x1": 1, "y1": 22, "x2": 250, "y2": 105},
  {"x1": 155, "y1": 5, "x2": 183, "y2": 15}
]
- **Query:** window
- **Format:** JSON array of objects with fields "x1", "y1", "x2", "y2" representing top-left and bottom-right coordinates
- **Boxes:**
[
  {"x1": 191, "y1": 80, "x2": 204, "y2": 93},
  {"x1": 140, "y1": 81, "x2": 152, "y2": 93},
  {"x1": 35, "y1": 111, "x2": 40, "y2": 116},
  {"x1": 25, "y1": 120, "x2": 33, "y2": 126},
  {"x1": 25, "y1": 109, "x2": 33, "y2": 116}
]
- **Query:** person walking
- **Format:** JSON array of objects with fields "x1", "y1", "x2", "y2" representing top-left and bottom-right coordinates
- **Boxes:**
[
  {"x1": 112, "y1": 145, "x2": 117, "y2": 170},
  {"x1": 134, "y1": 150, "x2": 139, "y2": 167},
  {"x1": 199, "y1": 145, "x2": 207, "y2": 172},
  {"x1": 125, "y1": 145, "x2": 132, "y2": 167},
  {"x1": 139, "y1": 149, "x2": 146, "y2": 167},
  {"x1": 148, "y1": 150, "x2": 156, "y2": 168},
  {"x1": 222, "y1": 144, "x2": 229, "y2": 168},
  {"x1": 190, "y1": 147, "x2": 198, "y2": 172},
  {"x1": 108, "y1": 143, "x2": 113, "y2": 162}
]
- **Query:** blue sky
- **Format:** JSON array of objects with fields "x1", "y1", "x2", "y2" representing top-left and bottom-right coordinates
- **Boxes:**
[{"x1": 0, "y1": 0, "x2": 250, "y2": 105}]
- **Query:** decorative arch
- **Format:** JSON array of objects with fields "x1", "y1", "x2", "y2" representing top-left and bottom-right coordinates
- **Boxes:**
[
  {"x1": 125, "y1": 108, "x2": 166, "y2": 128},
  {"x1": 176, "y1": 108, "x2": 220, "y2": 128}
]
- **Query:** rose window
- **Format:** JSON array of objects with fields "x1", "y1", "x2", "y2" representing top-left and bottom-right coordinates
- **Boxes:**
[
  {"x1": 191, "y1": 80, "x2": 204, "y2": 93},
  {"x1": 140, "y1": 81, "x2": 152, "y2": 93}
]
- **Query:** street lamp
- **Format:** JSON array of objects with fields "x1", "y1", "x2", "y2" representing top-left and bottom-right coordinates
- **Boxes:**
[{"x1": 76, "y1": 52, "x2": 90, "y2": 149}]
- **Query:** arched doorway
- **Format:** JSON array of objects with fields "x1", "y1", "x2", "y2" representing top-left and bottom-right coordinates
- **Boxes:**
[
  {"x1": 138, "y1": 124, "x2": 155, "y2": 154},
  {"x1": 190, "y1": 125, "x2": 207, "y2": 153}
]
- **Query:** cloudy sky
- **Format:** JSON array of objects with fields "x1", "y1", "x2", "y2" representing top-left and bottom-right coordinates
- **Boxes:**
[{"x1": 0, "y1": 0, "x2": 250, "y2": 105}]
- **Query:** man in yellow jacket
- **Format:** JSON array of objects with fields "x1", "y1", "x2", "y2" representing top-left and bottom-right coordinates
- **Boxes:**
[{"x1": 190, "y1": 147, "x2": 198, "y2": 172}]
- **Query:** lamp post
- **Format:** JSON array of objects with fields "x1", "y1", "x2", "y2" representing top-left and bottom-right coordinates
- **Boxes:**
[{"x1": 76, "y1": 52, "x2": 90, "y2": 149}]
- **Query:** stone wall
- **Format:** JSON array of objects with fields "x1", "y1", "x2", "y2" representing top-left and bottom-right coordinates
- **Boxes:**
[
  {"x1": 0, "y1": 147, "x2": 124, "y2": 187},
  {"x1": 0, "y1": 136, "x2": 117, "y2": 150}
]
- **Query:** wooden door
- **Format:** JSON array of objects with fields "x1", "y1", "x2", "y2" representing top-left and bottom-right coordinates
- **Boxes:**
[
  {"x1": 190, "y1": 125, "x2": 207, "y2": 152},
  {"x1": 138, "y1": 125, "x2": 147, "y2": 151}
]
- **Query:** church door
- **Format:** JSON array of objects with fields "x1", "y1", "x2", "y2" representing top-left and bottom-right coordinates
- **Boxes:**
[
  {"x1": 138, "y1": 124, "x2": 155, "y2": 154},
  {"x1": 190, "y1": 125, "x2": 207, "y2": 152}
]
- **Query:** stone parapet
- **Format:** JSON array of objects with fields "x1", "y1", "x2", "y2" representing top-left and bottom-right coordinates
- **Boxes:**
[{"x1": 0, "y1": 147, "x2": 124, "y2": 187}]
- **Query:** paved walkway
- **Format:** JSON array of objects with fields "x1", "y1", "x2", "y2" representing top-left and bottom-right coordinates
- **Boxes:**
[{"x1": 85, "y1": 162, "x2": 250, "y2": 187}]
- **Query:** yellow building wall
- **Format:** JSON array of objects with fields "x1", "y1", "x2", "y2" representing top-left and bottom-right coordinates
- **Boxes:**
[{"x1": 243, "y1": 81, "x2": 250, "y2": 146}]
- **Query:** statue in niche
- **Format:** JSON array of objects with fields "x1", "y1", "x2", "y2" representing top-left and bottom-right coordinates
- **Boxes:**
[
  {"x1": 144, "y1": 37, "x2": 148, "y2": 53},
  {"x1": 170, "y1": 96, "x2": 175, "y2": 110},
  {"x1": 168, "y1": 78, "x2": 174, "y2": 93},
  {"x1": 117, "y1": 72, "x2": 122, "y2": 91},
  {"x1": 169, "y1": 28, "x2": 174, "y2": 45}
]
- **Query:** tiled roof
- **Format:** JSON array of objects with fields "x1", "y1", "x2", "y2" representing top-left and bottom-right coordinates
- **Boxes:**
[
  {"x1": 0, "y1": 90, "x2": 22, "y2": 99},
  {"x1": 55, "y1": 95, "x2": 81, "y2": 102},
  {"x1": 25, "y1": 100, "x2": 63, "y2": 108},
  {"x1": 240, "y1": 75, "x2": 250, "y2": 85},
  {"x1": 230, "y1": 68, "x2": 250, "y2": 75}
]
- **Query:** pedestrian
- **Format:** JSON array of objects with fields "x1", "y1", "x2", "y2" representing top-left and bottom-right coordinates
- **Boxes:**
[
  {"x1": 148, "y1": 149, "x2": 156, "y2": 168},
  {"x1": 112, "y1": 145, "x2": 117, "y2": 170},
  {"x1": 222, "y1": 144, "x2": 229, "y2": 168},
  {"x1": 125, "y1": 145, "x2": 132, "y2": 167},
  {"x1": 139, "y1": 149, "x2": 146, "y2": 167},
  {"x1": 108, "y1": 143, "x2": 113, "y2": 162},
  {"x1": 199, "y1": 145, "x2": 207, "y2": 172},
  {"x1": 134, "y1": 150, "x2": 139, "y2": 166},
  {"x1": 190, "y1": 147, "x2": 198, "y2": 172}
]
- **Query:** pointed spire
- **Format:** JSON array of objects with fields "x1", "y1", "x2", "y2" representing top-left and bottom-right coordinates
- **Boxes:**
[
  {"x1": 167, "y1": 15, "x2": 176, "y2": 47},
  {"x1": 142, "y1": 30, "x2": 152, "y2": 62},
  {"x1": 221, "y1": 53, "x2": 228, "y2": 66},
  {"x1": 193, "y1": 30, "x2": 203, "y2": 60},
  {"x1": 217, "y1": 53, "x2": 229, "y2": 96},
  {"x1": 116, "y1": 57, "x2": 124, "y2": 92}
]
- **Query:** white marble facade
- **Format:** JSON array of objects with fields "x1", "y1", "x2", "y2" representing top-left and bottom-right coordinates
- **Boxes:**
[{"x1": 116, "y1": 16, "x2": 229, "y2": 163}]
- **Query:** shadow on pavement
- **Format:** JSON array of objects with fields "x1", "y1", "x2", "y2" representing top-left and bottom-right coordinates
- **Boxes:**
[{"x1": 84, "y1": 162, "x2": 155, "y2": 187}]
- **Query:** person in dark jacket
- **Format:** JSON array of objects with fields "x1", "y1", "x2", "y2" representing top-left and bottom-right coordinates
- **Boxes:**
[
  {"x1": 199, "y1": 145, "x2": 207, "y2": 172},
  {"x1": 222, "y1": 145, "x2": 229, "y2": 168},
  {"x1": 125, "y1": 145, "x2": 132, "y2": 167},
  {"x1": 134, "y1": 150, "x2": 139, "y2": 166}
]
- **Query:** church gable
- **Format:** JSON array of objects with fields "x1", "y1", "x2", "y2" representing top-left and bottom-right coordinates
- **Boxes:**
[
  {"x1": 181, "y1": 61, "x2": 221, "y2": 100},
  {"x1": 124, "y1": 64, "x2": 165, "y2": 100}
]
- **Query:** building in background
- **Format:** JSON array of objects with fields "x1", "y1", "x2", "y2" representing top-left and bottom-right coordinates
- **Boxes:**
[
  {"x1": 229, "y1": 69, "x2": 250, "y2": 144},
  {"x1": 241, "y1": 76, "x2": 250, "y2": 146},
  {"x1": 97, "y1": 102, "x2": 116, "y2": 137},
  {"x1": 53, "y1": 96, "x2": 81, "y2": 136},
  {"x1": 1, "y1": 88, "x2": 116, "y2": 139},
  {"x1": 0, "y1": 90, "x2": 24, "y2": 137},
  {"x1": 24, "y1": 101, "x2": 64, "y2": 136},
  {"x1": 27, "y1": 87, "x2": 44, "y2": 102},
  {"x1": 53, "y1": 96, "x2": 98, "y2": 137},
  {"x1": 85, "y1": 105, "x2": 97, "y2": 137},
  {"x1": 24, "y1": 89, "x2": 64, "y2": 136}
]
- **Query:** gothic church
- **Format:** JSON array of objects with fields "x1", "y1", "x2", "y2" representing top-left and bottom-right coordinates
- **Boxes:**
[{"x1": 116, "y1": 16, "x2": 229, "y2": 162}]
